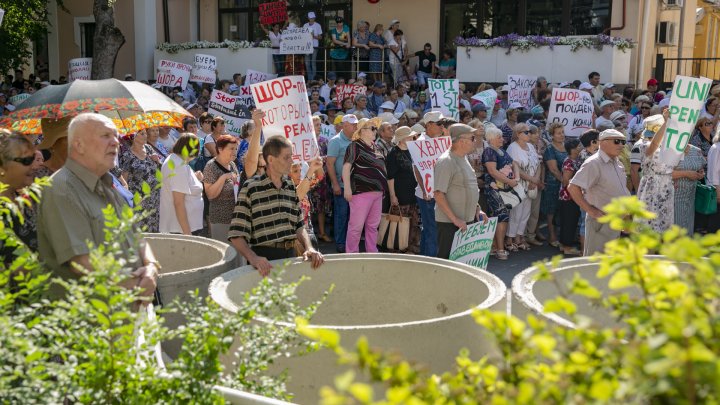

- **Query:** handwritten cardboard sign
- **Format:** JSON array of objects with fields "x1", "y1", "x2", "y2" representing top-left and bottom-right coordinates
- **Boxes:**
[
  {"x1": 449, "y1": 218, "x2": 498, "y2": 269},
  {"x1": 660, "y1": 75, "x2": 713, "y2": 166},
  {"x1": 258, "y1": 1, "x2": 287, "y2": 25},
  {"x1": 280, "y1": 27, "x2": 313, "y2": 55},
  {"x1": 250, "y1": 75, "x2": 319, "y2": 162},
  {"x1": 333, "y1": 84, "x2": 367, "y2": 106},
  {"x1": 428, "y1": 79, "x2": 460, "y2": 120},
  {"x1": 68, "y1": 58, "x2": 92, "y2": 81},
  {"x1": 190, "y1": 54, "x2": 217, "y2": 84},
  {"x1": 407, "y1": 135, "x2": 451, "y2": 198},
  {"x1": 547, "y1": 88, "x2": 594, "y2": 138},
  {"x1": 320, "y1": 124, "x2": 336, "y2": 141},
  {"x1": 9, "y1": 93, "x2": 30, "y2": 106},
  {"x1": 471, "y1": 89, "x2": 497, "y2": 110},
  {"x1": 156, "y1": 59, "x2": 192, "y2": 89},
  {"x1": 245, "y1": 69, "x2": 277, "y2": 86},
  {"x1": 208, "y1": 89, "x2": 252, "y2": 137},
  {"x1": 508, "y1": 75, "x2": 536, "y2": 108}
]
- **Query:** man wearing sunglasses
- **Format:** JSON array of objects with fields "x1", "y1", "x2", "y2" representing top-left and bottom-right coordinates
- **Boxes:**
[{"x1": 568, "y1": 129, "x2": 630, "y2": 256}]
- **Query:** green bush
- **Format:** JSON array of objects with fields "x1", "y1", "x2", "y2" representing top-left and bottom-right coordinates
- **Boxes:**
[{"x1": 301, "y1": 196, "x2": 720, "y2": 404}]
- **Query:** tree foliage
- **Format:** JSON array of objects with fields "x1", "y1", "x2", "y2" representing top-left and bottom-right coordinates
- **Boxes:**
[{"x1": 0, "y1": 0, "x2": 57, "y2": 76}]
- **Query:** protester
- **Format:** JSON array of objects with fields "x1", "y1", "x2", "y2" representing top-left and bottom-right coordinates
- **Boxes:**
[
  {"x1": 327, "y1": 114, "x2": 358, "y2": 252},
  {"x1": 386, "y1": 126, "x2": 421, "y2": 253},
  {"x1": 309, "y1": 116, "x2": 333, "y2": 242},
  {"x1": 368, "y1": 24, "x2": 387, "y2": 83},
  {"x1": 388, "y1": 29, "x2": 408, "y2": 85},
  {"x1": 499, "y1": 105, "x2": 521, "y2": 148},
  {"x1": 524, "y1": 122, "x2": 546, "y2": 246},
  {"x1": 628, "y1": 100, "x2": 653, "y2": 141},
  {"x1": 482, "y1": 126, "x2": 517, "y2": 260},
  {"x1": 506, "y1": 123, "x2": 540, "y2": 251},
  {"x1": 146, "y1": 127, "x2": 170, "y2": 159},
  {"x1": 37, "y1": 113, "x2": 158, "y2": 302},
  {"x1": 159, "y1": 133, "x2": 205, "y2": 235},
  {"x1": 434, "y1": 123, "x2": 486, "y2": 259},
  {"x1": 702, "y1": 96, "x2": 718, "y2": 120},
  {"x1": 202, "y1": 135, "x2": 240, "y2": 242},
  {"x1": 568, "y1": 129, "x2": 631, "y2": 256},
  {"x1": 415, "y1": 43, "x2": 436, "y2": 87},
  {"x1": 228, "y1": 136, "x2": 324, "y2": 276},
  {"x1": 375, "y1": 122, "x2": 394, "y2": 158},
  {"x1": 415, "y1": 111, "x2": 444, "y2": 257},
  {"x1": 541, "y1": 122, "x2": 567, "y2": 247},
  {"x1": 557, "y1": 138, "x2": 583, "y2": 255},
  {"x1": 203, "y1": 116, "x2": 226, "y2": 158},
  {"x1": 330, "y1": 16, "x2": 351, "y2": 76},
  {"x1": 690, "y1": 117, "x2": 716, "y2": 158},
  {"x1": 35, "y1": 117, "x2": 70, "y2": 178},
  {"x1": 157, "y1": 127, "x2": 177, "y2": 151},
  {"x1": 120, "y1": 129, "x2": 162, "y2": 232},
  {"x1": 342, "y1": 117, "x2": 387, "y2": 253},
  {"x1": 304, "y1": 12, "x2": 323, "y2": 81},
  {"x1": 437, "y1": 50, "x2": 457, "y2": 79},
  {"x1": 352, "y1": 20, "x2": 371, "y2": 73},
  {"x1": 673, "y1": 143, "x2": 705, "y2": 232},
  {"x1": 289, "y1": 158, "x2": 324, "y2": 245}
]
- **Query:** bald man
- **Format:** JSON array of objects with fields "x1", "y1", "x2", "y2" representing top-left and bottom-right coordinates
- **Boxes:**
[{"x1": 37, "y1": 113, "x2": 158, "y2": 303}]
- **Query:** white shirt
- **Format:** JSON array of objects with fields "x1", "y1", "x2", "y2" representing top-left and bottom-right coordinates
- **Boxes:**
[
  {"x1": 158, "y1": 134, "x2": 176, "y2": 152},
  {"x1": 708, "y1": 143, "x2": 720, "y2": 186},
  {"x1": 303, "y1": 22, "x2": 323, "y2": 47},
  {"x1": 159, "y1": 154, "x2": 205, "y2": 233},
  {"x1": 320, "y1": 83, "x2": 333, "y2": 104},
  {"x1": 268, "y1": 31, "x2": 281, "y2": 55}
]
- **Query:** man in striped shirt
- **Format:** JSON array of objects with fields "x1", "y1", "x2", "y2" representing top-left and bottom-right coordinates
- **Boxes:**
[{"x1": 228, "y1": 136, "x2": 324, "y2": 276}]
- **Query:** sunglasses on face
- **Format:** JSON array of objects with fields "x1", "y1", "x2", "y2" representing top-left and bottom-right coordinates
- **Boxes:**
[
  {"x1": 13, "y1": 155, "x2": 35, "y2": 166},
  {"x1": 608, "y1": 139, "x2": 626, "y2": 145},
  {"x1": 519, "y1": 130, "x2": 530, "y2": 135},
  {"x1": 202, "y1": 120, "x2": 212, "y2": 124},
  {"x1": 641, "y1": 106, "x2": 651, "y2": 110}
]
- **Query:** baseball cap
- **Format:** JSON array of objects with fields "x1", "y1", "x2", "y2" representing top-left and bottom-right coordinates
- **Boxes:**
[
  {"x1": 647, "y1": 78, "x2": 659, "y2": 86},
  {"x1": 598, "y1": 129, "x2": 625, "y2": 140},
  {"x1": 600, "y1": 100, "x2": 616, "y2": 108},
  {"x1": 558, "y1": 82, "x2": 571, "y2": 88},
  {"x1": 422, "y1": 111, "x2": 444, "y2": 124},
  {"x1": 609, "y1": 111, "x2": 625, "y2": 121},
  {"x1": 500, "y1": 84, "x2": 510, "y2": 92},
  {"x1": 373, "y1": 80, "x2": 386, "y2": 88},
  {"x1": 341, "y1": 114, "x2": 358, "y2": 124},
  {"x1": 449, "y1": 123, "x2": 475, "y2": 141},
  {"x1": 579, "y1": 82, "x2": 594, "y2": 90},
  {"x1": 124, "y1": 73, "x2": 133, "y2": 79},
  {"x1": 308, "y1": 11, "x2": 316, "y2": 19},
  {"x1": 603, "y1": 83, "x2": 615, "y2": 89},
  {"x1": 411, "y1": 123, "x2": 425, "y2": 134},
  {"x1": 378, "y1": 112, "x2": 399, "y2": 125},
  {"x1": 471, "y1": 103, "x2": 488, "y2": 113},
  {"x1": 327, "y1": 72, "x2": 337, "y2": 80},
  {"x1": 508, "y1": 102, "x2": 524, "y2": 110},
  {"x1": 634, "y1": 95, "x2": 651, "y2": 104},
  {"x1": 380, "y1": 101, "x2": 395, "y2": 110},
  {"x1": 390, "y1": 19, "x2": 400, "y2": 26}
]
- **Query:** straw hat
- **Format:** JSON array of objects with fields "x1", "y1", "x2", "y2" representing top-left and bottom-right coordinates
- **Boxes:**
[
  {"x1": 38, "y1": 117, "x2": 72, "y2": 150},
  {"x1": 392, "y1": 126, "x2": 418, "y2": 144},
  {"x1": 351, "y1": 117, "x2": 382, "y2": 141}
]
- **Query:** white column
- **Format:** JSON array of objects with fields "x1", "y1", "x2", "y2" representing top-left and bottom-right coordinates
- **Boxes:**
[{"x1": 134, "y1": 0, "x2": 157, "y2": 81}]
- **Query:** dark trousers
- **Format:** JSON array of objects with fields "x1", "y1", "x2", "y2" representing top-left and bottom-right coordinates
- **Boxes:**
[
  {"x1": 253, "y1": 246, "x2": 295, "y2": 261},
  {"x1": 558, "y1": 199, "x2": 581, "y2": 246},
  {"x1": 437, "y1": 221, "x2": 459, "y2": 260}
]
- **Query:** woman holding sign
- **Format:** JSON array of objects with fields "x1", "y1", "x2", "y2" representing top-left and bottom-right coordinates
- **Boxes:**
[
  {"x1": 635, "y1": 110, "x2": 673, "y2": 233},
  {"x1": 203, "y1": 135, "x2": 240, "y2": 242}
]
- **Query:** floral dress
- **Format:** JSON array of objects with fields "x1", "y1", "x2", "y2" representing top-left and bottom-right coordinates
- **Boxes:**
[
  {"x1": 482, "y1": 146, "x2": 515, "y2": 223},
  {"x1": 119, "y1": 145, "x2": 161, "y2": 232},
  {"x1": 368, "y1": 32, "x2": 385, "y2": 74},
  {"x1": 310, "y1": 135, "x2": 332, "y2": 215},
  {"x1": 636, "y1": 142, "x2": 675, "y2": 233},
  {"x1": 673, "y1": 145, "x2": 706, "y2": 231}
]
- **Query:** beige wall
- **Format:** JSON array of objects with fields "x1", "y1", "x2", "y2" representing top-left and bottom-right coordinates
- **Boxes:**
[
  {"x1": 352, "y1": 0, "x2": 440, "y2": 56},
  {"x1": 168, "y1": 0, "x2": 192, "y2": 43},
  {"x1": 200, "y1": 0, "x2": 219, "y2": 42}
]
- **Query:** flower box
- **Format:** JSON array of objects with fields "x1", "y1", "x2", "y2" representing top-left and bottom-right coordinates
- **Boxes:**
[{"x1": 154, "y1": 47, "x2": 275, "y2": 82}]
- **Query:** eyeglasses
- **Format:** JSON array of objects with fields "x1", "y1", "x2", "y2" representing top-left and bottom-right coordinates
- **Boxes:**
[
  {"x1": 12, "y1": 155, "x2": 35, "y2": 166},
  {"x1": 202, "y1": 120, "x2": 212, "y2": 124},
  {"x1": 641, "y1": 106, "x2": 651, "y2": 110},
  {"x1": 518, "y1": 130, "x2": 530, "y2": 135},
  {"x1": 363, "y1": 126, "x2": 378, "y2": 132},
  {"x1": 606, "y1": 139, "x2": 627, "y2": 145}
]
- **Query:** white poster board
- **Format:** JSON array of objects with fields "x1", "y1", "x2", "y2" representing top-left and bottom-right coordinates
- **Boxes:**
[
  {"x1": 547, "y1": 88, "x2": 594, "y2": 138},
  {"x1": 428, "y1": 79, "x2": 460, "y2": 120},
  {"x1": 320, "y1": 124, "x2": 336, "y2": 141},
  {"x1": 407, "y1": 136, "x2": 451, "y2": 198},
  {"x1": 208, "y1": 90, "x2": 252, "y2": 137},
  {"x1": 250, "y1": 75, "x2": 319, "y2": 161},
  {"x1": 449, "y1": 218, "x2": 498, "y2": 269},
  {"x1": 245, "y1": 69, "x2": 277, "y2": 86},
  {"x1": 68, "y1": 58, "x2": 92, "y2": 81},
  {"x1": 660, "y1": 75, "x2": 713, "y2": 166},
  {"x1": 155, "y1": 59, "x2": 192, "y2": 89},
  {"x1": 471, "y1": 89, "x2": 497, "y2": 109},
  {"x1": 280, "y1": 27, "x2": 313, "y2": 55},
  {"x1": 190, "y1": 54, "x2": 217, "y2": 84},
  {"x1": 507, "y1": 75, "x2": 537, "y2": 108}
]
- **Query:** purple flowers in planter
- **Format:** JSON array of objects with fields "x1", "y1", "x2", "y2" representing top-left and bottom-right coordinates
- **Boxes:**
[{"x1": 454, "y1": 34, "x2": 634, "y2": 54}]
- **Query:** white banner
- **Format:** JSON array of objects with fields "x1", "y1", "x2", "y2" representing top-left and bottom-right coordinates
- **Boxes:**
[
  {"x1": 280, "y1": 27, "x2": 313, "y2": 55},
  {"x1": 471, "y1": 89, "x2": 497, "y2": 109},
  {"x1": 208, "y1": 89, "x2": 252, "y2": 137},
  {"x1": 190, "y1": 54, "x2": 217, "y2": 84},
  {"x1": 68, "y1": 58, "x2": 92, "y2": 81},
  {"x1": 250, "y1": 75, "x2": 319, "y2": 162},
  {"x1": 155, "y1": 59, "x2": 192, "y2": 89},
  {"x1": 449, "y1": 218, "x2": 498, "y2": 269},
  {"x1": 407, "y1": 136, "x2": 451, "y2": 198},
  {"x1": 547, "y1": 88, "x2": 594, "y2": 138},
  {"x1": 660, "y1": 75, "x2": 713, "y2": 166},
  {"x1": 508, "y1": 75, "x2": 536, "y2": 108},
  {"x1": 245, "y1": 69, "x2": 277, "y2": 85},
  {"x1": 428, "y1": 79, "x2": 460, "y2": 120}
]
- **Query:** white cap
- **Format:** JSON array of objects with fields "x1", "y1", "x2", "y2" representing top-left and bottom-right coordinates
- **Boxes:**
[
  {"x1": 610, "y1": 111, "x2": 625, "y2": 121},
  {"x1": 558, "y1": 82, "x2": 570, "y2": 88},
  {"x1": 600, "y1": 100, "x2": 616, "y2": 109},
  {"x1": 579, "y1": 82, "x2": 594, "y2": 90},
  {"x1": 342, "y1": 114, "x2": 358, "y2": 124},
  {"x1": 422, "y1": 111, "x2": 444, "y2": 123},
  {"x1": 603, "y1": 82, "x2": 615, "y2": 89},
  {"x1": 380, "y1": 101, "x2": 395, "y2": 110},
  {"x1": 390, "y1": 19, "x2": 400, "y2": 26},
  {"x1": 508, "y1": 102, "x2": 523, "y2": 110},
  {"x1": 308, "y1": 11, "x2": 316, "y2": 19},
  {"x1": 500, "y1": 84, "x2": 510, "y2": 92},
  {"x1": 599, "y1": 129, "x2": 625, "y2": 140},
  {"x1": 378, "y1": 112, "x2": 399, "y2": 125},
  {"x1": 357, "y1": 72, "x2": 367, "y2": 79}
]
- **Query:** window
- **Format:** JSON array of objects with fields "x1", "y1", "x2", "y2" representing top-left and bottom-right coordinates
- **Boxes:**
[{"x1": 80, "y1": 23, "x2": 96, "y2": 58}]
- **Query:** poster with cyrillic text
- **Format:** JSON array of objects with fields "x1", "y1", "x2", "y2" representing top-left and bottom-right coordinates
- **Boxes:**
[
  {"x1": 547, "y1": 88, "x2": 594, "y2": 138},
  {"x1": 250, "y1": 76, "x2": 318, "y2": 162},
  {"x1": 449, "y1": 218, "x2": 497, "y2": 269},
  {"x1": 471, "y1": 89, "x2": 497, "y2": 110},
  {"x1": 407, "y1": 136, "x2": 451, "y2": 198},
  {"x1": 245, "y1": 69, "x2": 277, "y2": 86},
  {"x1": 333, "y1": 84, "x2": 367, "y2": 107},
  {"x1": 190, "y1": 54, "x2": 217, "y2": 84},
  {"x1": 428, "y1": 79, "x2": 459, "y2": 120},
  {"x1": 508, "y1": 75, "x2": 536, "y2": 108},
  {"x1": 660, "y1": 75, "x2": 713, "y2": 166},
  {"x1": 68, "y1": 58, "x2": 92, "y2": 81},
  {"x1": 258, "y1": 0, "x2": 287, "y2": 25},
  {"x1": 208, "y1": 90, "x2": 251, "y2": 137},
  {"x1": 320, "y1": 124, "x2": 336, "y2": 141},
  {"x1": 280, "y1": 27, "x2": 313, "y2": 55},
  {"x1": 156, "y1": 60, "x2": 192, "y2": 89}
]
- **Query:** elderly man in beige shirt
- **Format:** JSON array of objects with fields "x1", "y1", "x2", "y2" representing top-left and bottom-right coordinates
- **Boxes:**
[{"x1": 568, "y1": 129, "x2": 631, "y2": 256}]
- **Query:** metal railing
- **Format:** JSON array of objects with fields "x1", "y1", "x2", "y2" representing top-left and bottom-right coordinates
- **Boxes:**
[
  {"x1": 274, "y1": 46, "x2": 388, "y2": 83},
  {"x1": 656, "y1": 55, "x2": 720, "y2": 88}
]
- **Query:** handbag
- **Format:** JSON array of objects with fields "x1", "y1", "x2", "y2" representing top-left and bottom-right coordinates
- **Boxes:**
[
  {"x1": 377, "y1": 206, "x2": 410, "y2": 252},
  {"x1": 695, "y1": 178, "x2": 717, "y2": 215},
  {"x1": 498, "y1": 184, "x2": 527, "y2": 209}
]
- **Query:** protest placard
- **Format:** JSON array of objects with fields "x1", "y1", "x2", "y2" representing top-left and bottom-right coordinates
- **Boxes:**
[
  {"x1": 659, "y1": 75, "x2": 713, "y2": 166},
  {"x1": 245, "y1": 69, "x2": 277, "y2": 86},
  {"x1": 449, "y1": 218, "x2": 498, "y2": 269},
  {"x1": 280, "y1": 27, "x2": 313, "y2": 55},
  {"x1": 428, "y1": 79, "x2": 460, "y2": 120},
  {"x1": 508, "y1": 75, "x2": 537, "y2": 108},
  {"x1": 547, "y1": 88, "x2": 594, "y2": 138},
  {"x1": 471, "y1": 89, "x2": 497, "y2": 109},
  {"x1": 235, "y1": 85, "x2": 255, "y2": 109},
  {"x1": 258, "y1": 1, "x2": 287, "y2": 25},
  {"x1": 68, "y1": 58, "x2": 92, "y2": 81},
  {"x1": 250, "y1": 75, "x2": 318, "y2": 161},
  {"x1": 407, "y1": 136, "x2": 451, "y2": 198},
  {"x1": 208, "y1": 89, "x2": 252, "y2": 137},
  {"x1": 320, "y1": 124, "x2": 336, "y2": 141},
  {"x1": 333, "y1": 84, "x2": 367, "y2": 106},
  {"x1": 156, "y1": 59, "x2": 192, "y2": 89},
  {"x1": 190, "y1": 54, "x2": 217, "y2": 84},
  {"x1": 9, "y1": 93, "x2": 31, "y2": 106}
]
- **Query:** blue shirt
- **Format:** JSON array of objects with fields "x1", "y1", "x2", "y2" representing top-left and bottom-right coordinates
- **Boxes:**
[{"x1": 327, "y1": 130, "x2": 352, "y2": 187}]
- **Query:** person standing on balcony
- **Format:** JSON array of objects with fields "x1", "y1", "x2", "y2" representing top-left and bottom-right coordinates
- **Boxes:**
[
  {"x1": 415, "y1": 43, "x2": 436, "y2": 88},
  {"x1": 588, "y1": 71, "x2": 603, "y2": 104},
  {"x1": 303, "y1": 12, "x2": 323, "y2": 81},
  {"x1": 330, "y1": 16, "x2": 351, "y2": 79}
]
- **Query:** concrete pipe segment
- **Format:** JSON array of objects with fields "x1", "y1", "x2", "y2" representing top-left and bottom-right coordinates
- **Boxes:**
[{"x1": 209, "y1": 253, "x2": 507, "y2": 404}]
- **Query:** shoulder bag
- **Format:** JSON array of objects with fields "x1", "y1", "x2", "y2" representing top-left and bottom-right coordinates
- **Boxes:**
[
  {"x1": 377, "y1": 205, "x2": 410, "y2": 252},
  {"x1": 695, "y1": 177, "x2": 717, "y2": 215}
]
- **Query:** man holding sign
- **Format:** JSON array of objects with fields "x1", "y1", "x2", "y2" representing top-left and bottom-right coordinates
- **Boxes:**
[{"x1": 434, "y1": 123, "x2": 488, "y2": 259}]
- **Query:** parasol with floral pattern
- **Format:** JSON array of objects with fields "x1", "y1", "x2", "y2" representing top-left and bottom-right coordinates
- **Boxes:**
[{"x1": 0, "y1": 78, "x2": 193, "y2": 135}]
